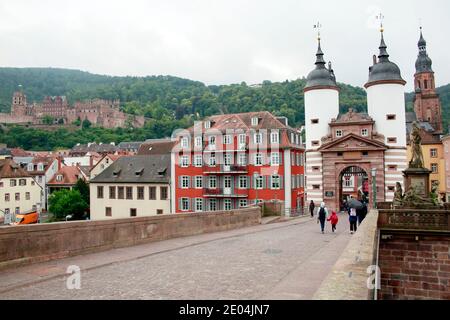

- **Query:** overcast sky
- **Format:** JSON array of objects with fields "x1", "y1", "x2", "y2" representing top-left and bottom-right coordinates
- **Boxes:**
[{"x1": 0, "y1": 0, "x2": 448, "y2": 90}]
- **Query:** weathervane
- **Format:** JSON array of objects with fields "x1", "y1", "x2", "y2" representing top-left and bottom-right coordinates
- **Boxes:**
[
  {"x1": 314, "y1": 21, "x2": 322, "y2": 42},
  {"x1": 376, "y1": 13, "x2": 384, "y2": 33}
]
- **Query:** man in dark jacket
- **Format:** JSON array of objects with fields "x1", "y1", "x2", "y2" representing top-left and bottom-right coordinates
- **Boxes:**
[{"x1": 309, "y1": 200, "x2": 315, "y2": 218}]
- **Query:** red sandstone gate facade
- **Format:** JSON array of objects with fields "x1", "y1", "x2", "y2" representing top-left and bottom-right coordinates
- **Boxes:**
[{"x1": 319, "y1": 133, "x2": 387, "y2": 213}]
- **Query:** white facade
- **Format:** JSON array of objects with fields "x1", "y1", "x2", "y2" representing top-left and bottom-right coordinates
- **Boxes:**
[
  {"x1": 90, "y1": 183, "x2": 171, "y2": 220},
  {"x1": 304, "y1": 89, "x2": 340, "y2": 150},
  {"x1": 305, "y1": 151, "x2": 323, "y2": 203},
  {"x1": 0, "y1": 176, "x2": 41, "y2": 223},
  {"x1": 366, "y1": 83, "x2": 407, "y2": 147},
  {"x1": 367, "y1": 82, "x2": 408, "y2": 203},
  {"x1": 304, "y1": 88, "x2": 338, "y2": 205},
  {"x1": 384, "y1": 149, "x2": 408, "y2": 201},
  {"x1": 90, "y1": 156, "x2": 116, "y2": 179},
  {"x1": 25, "y1": 159, "x2": 59, "y2": 210},
  {"x1": 64, "y1": 156, "x2": 91, "y2": 167}
]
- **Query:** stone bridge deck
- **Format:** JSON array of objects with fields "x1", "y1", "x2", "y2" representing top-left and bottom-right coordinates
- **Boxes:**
[{"x1": 0, "y1": 215, "x2": 353, "y2": 300}]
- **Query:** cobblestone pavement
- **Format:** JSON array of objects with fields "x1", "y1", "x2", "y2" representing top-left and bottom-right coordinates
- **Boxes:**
[{"x1": 0, "y1": 215, "x2": 352, "y2": 300}]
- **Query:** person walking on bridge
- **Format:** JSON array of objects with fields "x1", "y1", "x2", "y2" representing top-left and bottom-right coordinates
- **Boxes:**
[
  {"x1": 327, "y1": 210, "x2": 339, "y2": 233},
  {"x1": 317, "y1": 202, "x2": 328, "y2": 234},
  {"x1": 309, "y1": 200, "x2": 315, "y2": 218}
]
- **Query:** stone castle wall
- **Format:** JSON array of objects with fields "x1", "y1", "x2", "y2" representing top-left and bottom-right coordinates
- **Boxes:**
[
  {"x1": 1, "y1": 95, "x2": 145, "y2": 129},
  {"x1": 0, "y1": 113, "x2": 34, "y2": 124}
]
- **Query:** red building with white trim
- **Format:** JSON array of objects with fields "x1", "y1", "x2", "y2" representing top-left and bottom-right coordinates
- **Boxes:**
[{"x1": 171, "y1": 112, "x2": 305, "y2": 214}]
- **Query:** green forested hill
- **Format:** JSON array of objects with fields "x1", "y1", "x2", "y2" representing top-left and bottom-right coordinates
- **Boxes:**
[{"x1": 0, "y1": 68, "x2": 448, "y2": 150}]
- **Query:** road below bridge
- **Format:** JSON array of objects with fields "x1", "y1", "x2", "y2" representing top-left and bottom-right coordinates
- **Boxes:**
[{"x1": 0, "y1": 215, "x2": 352, "y2": 300}]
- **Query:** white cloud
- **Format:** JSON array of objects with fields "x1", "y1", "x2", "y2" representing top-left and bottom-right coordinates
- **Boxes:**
[{"x1": 0, "y1": 0, "x2": 448, "y2": 90}]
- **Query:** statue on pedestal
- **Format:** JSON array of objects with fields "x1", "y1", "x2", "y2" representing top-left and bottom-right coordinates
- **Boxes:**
[
  {"x1": 430, "y1": 181, "x2": 441, "y2": 206},
  {"x1": 409, "y1": 122, "x2": 425, "y2": 169},
  {"x1": 392, "y1": 122, "x2": 442, "y2": 208},
  {"x1": 393, "y1": 182, "x2": 403, "y2": 206}
]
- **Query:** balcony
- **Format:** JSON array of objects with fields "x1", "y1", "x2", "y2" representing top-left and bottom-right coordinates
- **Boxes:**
[
  {"x1": 203, "y1": 188, "x2": 249, "y2": 198},
  {"x1": 204, "y1": 165, "x2": 248, "y2": 174}
]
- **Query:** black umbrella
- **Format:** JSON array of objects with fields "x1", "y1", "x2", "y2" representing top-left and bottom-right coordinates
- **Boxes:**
[{"x1": 348, "y1": 198, "x2": 364, "y2": 210}]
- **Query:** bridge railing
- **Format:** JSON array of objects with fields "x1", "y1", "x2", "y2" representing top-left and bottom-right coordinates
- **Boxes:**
[{"x1": 284, "y1": 208, "x2": 307, "y2": 218}]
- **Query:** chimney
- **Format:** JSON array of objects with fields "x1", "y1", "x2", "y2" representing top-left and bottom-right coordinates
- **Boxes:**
[{"x1": 57, "y1": 156, "x2": 63, "y2": 170}]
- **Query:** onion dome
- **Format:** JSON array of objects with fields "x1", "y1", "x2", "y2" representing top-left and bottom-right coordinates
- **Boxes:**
[
  {"x1": 415, "y1": 28, "x2": 433, "y2": 73},
  {"x1": 305, "y1": 39, "x2": 338, "y2": 90},
  {"x1": 365, "y1": 31, "x2": 405, "y2": 87}
]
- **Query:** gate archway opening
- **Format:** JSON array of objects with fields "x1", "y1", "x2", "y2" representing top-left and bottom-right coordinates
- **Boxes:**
[{"x1": 338, "y1": 166, "x2": 369, "y2": 211}]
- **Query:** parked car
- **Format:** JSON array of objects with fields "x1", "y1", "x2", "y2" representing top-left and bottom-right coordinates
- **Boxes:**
[{"x1": 12, "y1": 211, "x2": 39, "y2": 225}]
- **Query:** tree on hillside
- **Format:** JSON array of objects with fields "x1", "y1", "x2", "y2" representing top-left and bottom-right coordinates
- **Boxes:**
[
  {"x1": 48, "y1": 189, "x2": 88, "y2": 221},
  {"x1": 42, "y1": 115, "x2": 54, "y2": 125},
  {"x1": 72, "y1": 118, "x2": 81, "y2": 126},
  {"x1": 82, "y1": 119, "x2": 92, "y2": 129}
]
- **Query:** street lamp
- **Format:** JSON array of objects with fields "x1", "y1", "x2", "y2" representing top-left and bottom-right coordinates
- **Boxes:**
[{"x1": 371, "y1": 168, "x2": 377, "y2": 209}]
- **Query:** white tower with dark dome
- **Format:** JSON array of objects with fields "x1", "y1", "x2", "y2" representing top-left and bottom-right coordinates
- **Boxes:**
[
  {"x1": 364, "y1": 26, "x2": 408, "y2": 201},
  {"x1": 304, "y1": 35, "x2": 340, "y2": 204}
]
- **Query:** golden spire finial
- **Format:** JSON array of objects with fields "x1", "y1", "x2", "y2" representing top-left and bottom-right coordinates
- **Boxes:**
[
  {"x1": 376, "y1": 13, "x2": 385, "y2": 33},
  {"x1": 314, "y1": 21, "x2": 322, "y2": 42}
]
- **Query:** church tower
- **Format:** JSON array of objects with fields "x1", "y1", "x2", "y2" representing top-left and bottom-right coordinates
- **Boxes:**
[
  {"x1": 413, "y1": 28, "x2": 442, "y2": 133},
  {"x1": 304, "y1": 33, "x2": 339, "y2": 205},
  {"x1": 365, "y1": 25, "x2": 408, "y2": 202}
]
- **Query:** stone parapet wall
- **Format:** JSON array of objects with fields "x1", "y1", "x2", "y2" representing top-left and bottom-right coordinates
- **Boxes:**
[
  {"x1": 378, "y1": 231, "x2": 450, "y2": 300},
  {"x1": 0, "y1": 207, "x2": 261, "y2": 270},
  {"x1": 378, "y1": 209, "x2": 450, "y2": 231},
  {"x1": 378, "y1": 208, "x2": 450, "y2": 299}
]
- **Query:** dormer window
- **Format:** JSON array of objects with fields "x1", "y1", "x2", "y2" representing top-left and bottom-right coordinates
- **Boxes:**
[
  {"x1": 37, "y1": 163, "x2": 44, "y2": 171},
  {"x1": 238, "y1": 134, "x2": 246, "y2": 146},
  {"x1": 251, "y1": 117, "x2": 259, "y2": 126},
  {"x1": 56, "y1": 175, "x2": 63, "y2": 182},
  {"x1": 223, "y1": 135, "x2": 232, "y2": 145},
  {"x1": 135, "y1": 168, "x2": 144, "y2": 176},
  {"x1": 181, "y1": 137, "x2": 189, "y2": 148},
  {"x1": 195, "y1": 136, "x2": 202, "y2": 147},
  {"x1": 270, "y1": 131, "x2": 279, "y2": 144},
  {"x1": 254, "y1": 132, "x2": 263, "y2": 145},
  {"x1": 27, "y1": 163, "x2": 34, "y2": 171},
  {"x1": 204, "y1": 121, "x2": 211, "y2": 129}
]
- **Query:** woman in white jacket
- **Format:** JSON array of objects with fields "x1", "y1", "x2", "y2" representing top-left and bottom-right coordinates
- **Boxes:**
[{"x1": 317, "y1": 202, "x2": 328, "y2": 234}]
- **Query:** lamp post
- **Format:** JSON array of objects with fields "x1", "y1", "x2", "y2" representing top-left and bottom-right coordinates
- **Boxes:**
[
  {"x1": 0, "y1": 209, "x2": 10, "y2": 225},
  {"x1": 371, "y1": 168, "x2": 377, "y2": 209}
]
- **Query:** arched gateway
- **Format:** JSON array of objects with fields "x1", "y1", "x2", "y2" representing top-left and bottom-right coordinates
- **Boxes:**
[
  {"x1": 308, "y1": 110, "x2": 392, "y2": 213},
  {"x1": 303, "y1": 24, "x2": 410, "y2": 213},
  {"x1": 339, "y1": 166, "x2": 369, "y2": 211}
]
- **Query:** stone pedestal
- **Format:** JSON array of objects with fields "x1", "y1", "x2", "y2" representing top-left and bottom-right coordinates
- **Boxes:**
[{"x1": 403, "y1": 167, "x2": 432, "y2": 196}]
